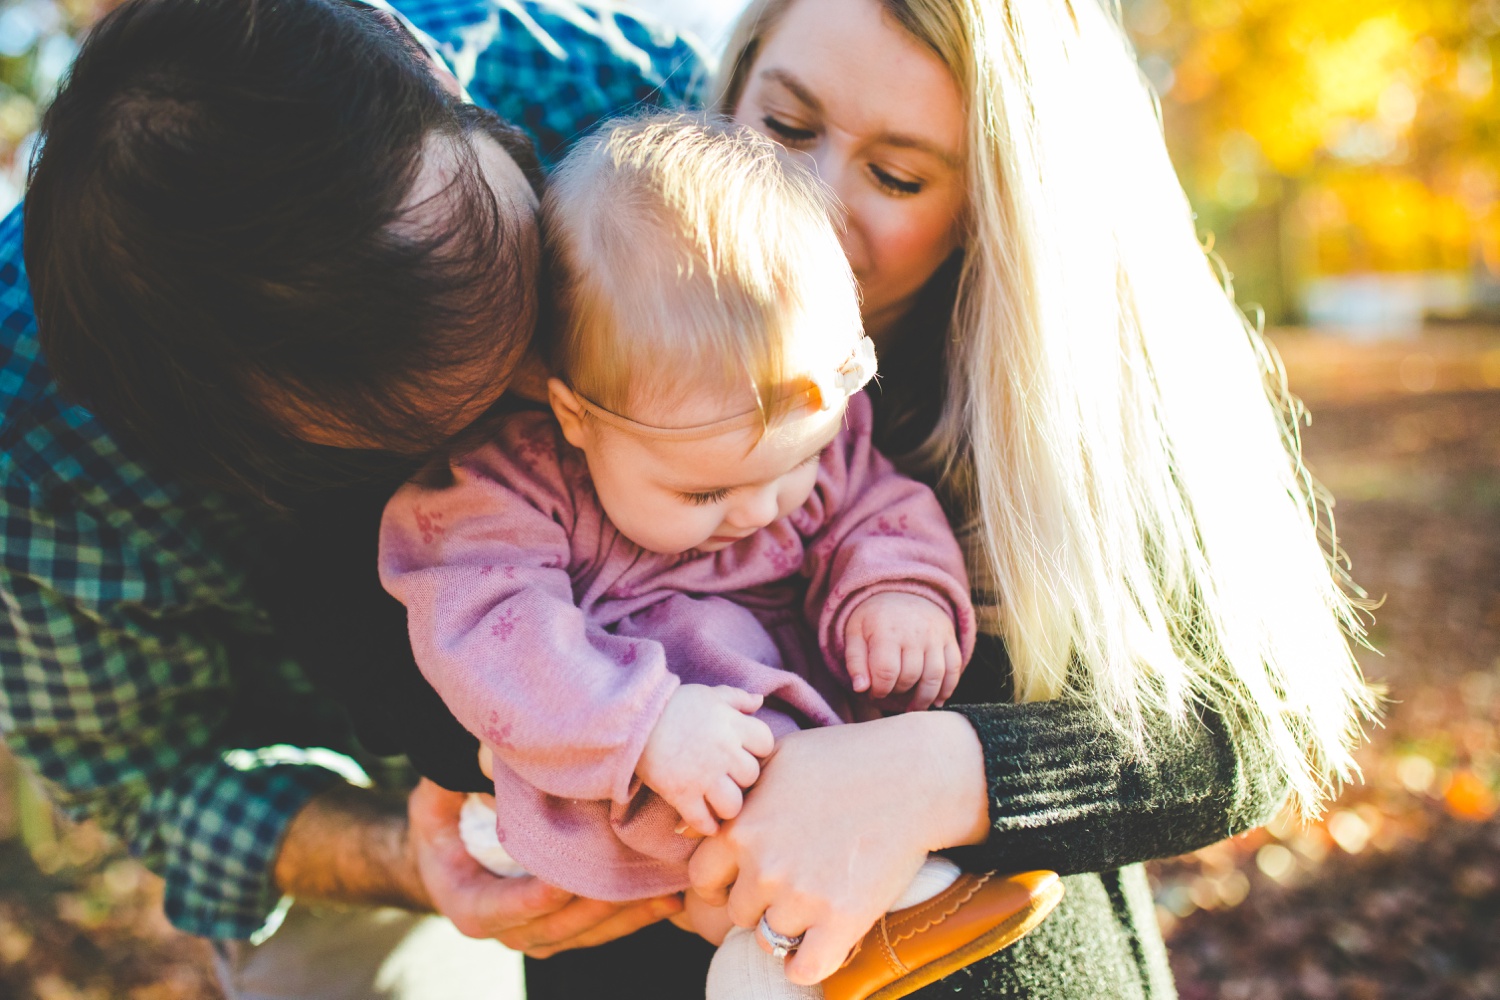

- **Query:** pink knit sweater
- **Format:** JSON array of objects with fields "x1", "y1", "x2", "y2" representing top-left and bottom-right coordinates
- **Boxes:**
[{"x1": 379, "y1": 393, "x2": 975, "y2": 900}]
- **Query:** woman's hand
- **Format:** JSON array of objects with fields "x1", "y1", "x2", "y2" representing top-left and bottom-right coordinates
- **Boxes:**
[{"x1": 688, "y1": 711, "x2": 989, "y2": 985}]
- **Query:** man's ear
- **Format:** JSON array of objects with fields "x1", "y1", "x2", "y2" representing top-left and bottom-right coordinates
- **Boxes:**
[{"x1": 547, "y1": 378, "x2": 591, "y2": 449}]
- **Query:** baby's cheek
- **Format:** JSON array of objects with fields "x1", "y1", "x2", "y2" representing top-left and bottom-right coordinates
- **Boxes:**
[
  {"x1": 661, "y1": 507, "x2": 725, "y2": 554},
  {"x1": 779, "y1": 466, "x2": 821, "y2": 517}
]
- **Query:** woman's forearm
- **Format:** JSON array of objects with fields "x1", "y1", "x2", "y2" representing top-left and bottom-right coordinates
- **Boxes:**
[
  {"x1": 944, "y1": 699, "x2": 1289, "y2": 876},
  {"x1": 902, "y1": 709, "x2": 992, "y2": 851}
]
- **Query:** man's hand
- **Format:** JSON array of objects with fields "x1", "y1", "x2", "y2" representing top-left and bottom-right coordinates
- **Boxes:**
[
  {"x1": 636, "y1": 685, "x2": 775, "y2": 837},
  {"x1": 843, "y1": 592, "x2": 962, "y2": 710},
  {"x1": 406, "y1": 780, "x2": 681, "y2": 955},
  {"x1": 272, "y1": 781, "x2": 681, "y2": 958}
]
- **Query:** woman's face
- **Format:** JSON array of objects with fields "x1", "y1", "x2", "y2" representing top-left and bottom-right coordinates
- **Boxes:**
[{"x1": 733, "y1": 0, "x2": 967, "y2": 340}]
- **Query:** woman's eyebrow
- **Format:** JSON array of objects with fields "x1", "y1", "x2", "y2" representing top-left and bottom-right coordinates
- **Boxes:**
[
  {"x1": 878, "y1": 133, "x2": 962, "y2": 170},
  {"x1": 758, "y1": 68, "x2": 960, "y2": 169},
  {"x1": 759, "y1": 68, "x2": 823, "y2": 113}
]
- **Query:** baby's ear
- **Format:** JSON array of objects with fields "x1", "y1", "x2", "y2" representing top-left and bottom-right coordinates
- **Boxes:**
[{"x1": 547, "y1": 378, "x2": 591, "y2": 449}]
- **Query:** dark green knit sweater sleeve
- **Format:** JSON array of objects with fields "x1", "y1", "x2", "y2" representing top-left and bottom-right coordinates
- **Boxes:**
[{"x1": 943, "y1": 699, "x2": 1287, "y2": 876}]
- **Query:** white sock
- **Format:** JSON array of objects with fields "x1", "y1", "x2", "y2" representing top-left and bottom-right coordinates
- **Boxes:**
[
  {"x1": 706, "y1": 926, "x2": 823, "y2": 1000},
  {"x1": 457, "y1": 793, "x2": 530, "y2": 878},
  {"x1": 891, "y1": 855, "x2": 962, "y2": 910},
  {"x1": 704, "y1": 855, "x2": 962, "y2": 1000}
]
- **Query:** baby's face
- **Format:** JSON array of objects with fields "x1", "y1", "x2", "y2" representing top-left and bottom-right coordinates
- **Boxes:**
[{"x1": 557, "y1": 383, "x2": 846, "y2": 555}]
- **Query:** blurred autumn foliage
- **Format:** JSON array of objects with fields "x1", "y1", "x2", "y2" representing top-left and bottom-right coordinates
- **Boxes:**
[{"x1": 1129, "y1": 0, "x2": 1500, "y2": 323}]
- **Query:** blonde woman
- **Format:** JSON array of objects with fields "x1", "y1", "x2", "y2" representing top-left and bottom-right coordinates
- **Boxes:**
[{"x1": 674, "y1": 0, "x2": 1378, "y2": 996}]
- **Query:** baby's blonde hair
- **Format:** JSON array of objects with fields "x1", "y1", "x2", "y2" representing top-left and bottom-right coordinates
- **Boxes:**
[{"x1": 541, "y1": 112, "x2": 863, "y2": 425}]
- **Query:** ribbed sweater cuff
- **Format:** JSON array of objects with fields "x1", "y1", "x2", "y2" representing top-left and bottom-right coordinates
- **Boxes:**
[
  {"x1": 949, "y1": 699, "x2": 1127, "y2": 813},
  {"x1": 941, "y1": 700, "x2": 1136, "y2": 874}
]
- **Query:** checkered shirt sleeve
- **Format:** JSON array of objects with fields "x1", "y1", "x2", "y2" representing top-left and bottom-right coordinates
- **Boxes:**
[
  {"x1": 0, "y1": 219, "x2": 353, "y2": 939},
  {"x1": 397, "y1": 0, "x2": 712, "y2": 164},
  {"x1": 0, "y1": 0, "x2": 710, "y2": 941}
]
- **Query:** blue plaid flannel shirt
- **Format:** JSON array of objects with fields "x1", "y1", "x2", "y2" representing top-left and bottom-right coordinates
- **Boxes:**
[{"x1": 0, "y1": 0, "x2": 708, "y2": 942}]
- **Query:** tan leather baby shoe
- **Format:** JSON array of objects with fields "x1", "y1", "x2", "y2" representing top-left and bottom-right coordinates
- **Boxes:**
[{"x1": 822, "y1": 870, "x2": 1064, "y2": 1000}]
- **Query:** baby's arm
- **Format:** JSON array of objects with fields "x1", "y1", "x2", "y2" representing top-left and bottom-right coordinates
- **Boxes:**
[
  {"x1": 635, "y1": 685, "x2": 775, "y2": 837},
  {"x1": 798, "y1": 394, "x2": 977, "y2": 710},
  {"x1": 380, "y1": 433, "x2": 678, "y2": 806}
]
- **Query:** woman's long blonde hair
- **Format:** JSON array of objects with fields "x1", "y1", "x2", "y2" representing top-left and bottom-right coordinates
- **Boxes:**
[{"x1": 719, "y1": 0, "x2": 1377, "y2": 813}]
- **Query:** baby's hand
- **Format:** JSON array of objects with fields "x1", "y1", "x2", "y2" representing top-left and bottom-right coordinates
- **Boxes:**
[
  {"x1": 844, "y1": 592, "x2": 962, "y2": 710},
  {"x1": 637, "y1": 684, "x2": 776, "y2": 837}
]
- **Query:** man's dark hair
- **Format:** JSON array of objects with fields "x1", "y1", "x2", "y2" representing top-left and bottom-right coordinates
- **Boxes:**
[{"x1": 24, "y1": 0, "x2": 543, "y2": 501}]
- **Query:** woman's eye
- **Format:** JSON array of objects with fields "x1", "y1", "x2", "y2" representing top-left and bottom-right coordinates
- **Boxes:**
[
  {"x1": 762, "y1": 115, "x2": 816, "y2": 145},
  {"x1": 869, "y1": 164, "x2": 923, "y2": 196},
  {"x1": 681, "y1": 487, "x2": 732, "y2": 506}
]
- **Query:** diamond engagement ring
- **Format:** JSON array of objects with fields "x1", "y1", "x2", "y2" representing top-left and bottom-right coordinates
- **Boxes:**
[{"x1": 757, "y1": 915, "x2": 805, "y2": 960}]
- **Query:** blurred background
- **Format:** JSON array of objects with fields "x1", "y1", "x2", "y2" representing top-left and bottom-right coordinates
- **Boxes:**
[{"x1": 0, "y1": 0, "x2": 1497, "y2": 997}]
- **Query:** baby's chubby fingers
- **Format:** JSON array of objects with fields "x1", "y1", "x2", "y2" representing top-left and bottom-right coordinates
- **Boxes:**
[
  {"x1": 734, "y1": 712, "x2": 776, "y2": 759},
  {"x1": 712, "y1": 685, "x2": 764, "y2": 715},
  {"x1": 906, "y1": 648, "x2": 946, "y2": 710},
  {"x1": 729, "y1": 748, "x2": 762, "y2": 789},
  {"x1": 895, "y1": 647, "x2": 925, "y2": 696},
  {"x1": 865, "y1": 634, "x2": 903, "y2": 699},
  {"x1": 706, "y1": 776, "x2": 745, "y2": 823},
  {"x1": 936, "y1": 642, "x2": 963, "y2": 707},
  {"x1": 844, "y1": 631, "x2": 871, "y2": 693},
  {"x1": 676, "y1": 795, "x2": 719, "y2": 838}
]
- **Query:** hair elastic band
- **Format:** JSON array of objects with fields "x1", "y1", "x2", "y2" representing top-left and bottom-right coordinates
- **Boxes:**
[
  {"x1": 572, "y1": 336, "x2": 878, "y2": 442},
  {"x1": 573, "y1": 396, "x2": 768, "y2": 442}
]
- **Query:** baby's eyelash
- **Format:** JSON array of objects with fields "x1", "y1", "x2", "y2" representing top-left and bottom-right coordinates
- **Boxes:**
[
  {"x1": 679, "y1": 451, "x2": 822, "y2": 506},
  {"x1": 680, "y1": 487, "x2": 732, "y2": 506}
]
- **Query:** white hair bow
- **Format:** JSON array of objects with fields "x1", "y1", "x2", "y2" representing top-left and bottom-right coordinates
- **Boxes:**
[{"x1": 815, "y1": 335, "x2": 878, "y2": 410}]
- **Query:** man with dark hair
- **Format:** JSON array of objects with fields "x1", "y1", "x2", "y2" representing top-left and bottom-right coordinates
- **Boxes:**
[{"x1": 0, "y1": 0, "x2": 715, "y2": 994}]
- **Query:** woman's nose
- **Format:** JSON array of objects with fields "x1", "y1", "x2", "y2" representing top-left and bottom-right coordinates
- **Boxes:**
[
  {"x1": 807, "y1": 146, "x2": 853, "y2": 203},
  {"x1": 805, "y1": 149, "x2": 865, "y2": 272}
]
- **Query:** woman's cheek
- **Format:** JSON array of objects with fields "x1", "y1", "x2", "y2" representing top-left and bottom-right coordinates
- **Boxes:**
[
  {"x1": 906, "y1": 199, "x2": 963, "y2": 267},
  {"x1": 863, "y1": 210, "x2": 944, "y2": 305}
]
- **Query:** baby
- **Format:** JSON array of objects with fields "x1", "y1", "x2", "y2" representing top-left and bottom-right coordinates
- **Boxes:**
[{"x1": 380, "y1": 115, "x2": 1057, "y2": 1000}]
